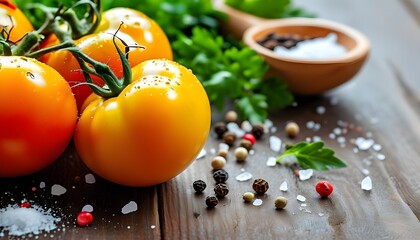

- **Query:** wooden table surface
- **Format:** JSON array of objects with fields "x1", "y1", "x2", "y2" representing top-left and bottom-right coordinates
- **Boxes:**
[{"x1": 2, "y1": 0, "x2": 420, "y2": 239}]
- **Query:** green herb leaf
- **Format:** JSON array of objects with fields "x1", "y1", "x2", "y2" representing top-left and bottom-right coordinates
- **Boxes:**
[{"x1": 277, "y1": 142, "x2": 347, "y2": 170}]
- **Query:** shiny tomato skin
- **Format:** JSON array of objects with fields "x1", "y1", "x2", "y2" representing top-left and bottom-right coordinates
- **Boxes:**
[
  {"x1": 41, "y1": 8, "x2": 173, "y2": 111},
  {"x1": 97, "y1": 7, "x2": 173, "y2": 63},
  {"x1": 0, "y1": 57, "x2": 77, "y2": 177},
  {"x1": 0, "y1": 1, "x2": 34, "y2": 43},
  {"x1": 75, "y1": 59, "x2": 210, "y2": 186}
]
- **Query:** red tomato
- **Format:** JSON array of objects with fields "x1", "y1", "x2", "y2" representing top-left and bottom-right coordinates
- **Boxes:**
[
  {"x1": 41, "y1": 8, "x2": 173, "y2": 111},
  {"x1": 0, "y1": 57, "x2": 77, "y2": 177},
  {"x1": 0, "y1": 1, "x2": 34, "y2": 43},
  {"x1": 75, "y1": 59, "x2": 210, "y2": 186}
]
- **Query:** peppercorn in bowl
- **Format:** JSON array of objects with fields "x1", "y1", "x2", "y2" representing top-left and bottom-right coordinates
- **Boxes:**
[{"x1": 243, "y1": 18, "x2": 370, "y2": 95}]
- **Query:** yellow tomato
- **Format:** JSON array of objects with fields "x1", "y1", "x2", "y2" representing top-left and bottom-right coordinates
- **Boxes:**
[
  {"x1": 75, "y1": 59, "x2": 211, "y2": 186},
  {"x1": 41, "y1": 7, "x2": 173, "y2": 111},
  {"x1": 0, "y1": 1, "x2": 34, "y2": 43}
]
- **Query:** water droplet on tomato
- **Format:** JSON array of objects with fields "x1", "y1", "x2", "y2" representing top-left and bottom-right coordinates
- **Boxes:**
[{"x1": 26, "y1": 72, "x2": 35, "y2": 80}]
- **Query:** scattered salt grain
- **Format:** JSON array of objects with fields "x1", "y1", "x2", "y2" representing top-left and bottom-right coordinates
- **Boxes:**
[
  {"x1": 299, "y1": 169, "x2": 313, "y2": 181},
  {"x1": 361, "y1": 176, "x2": 372, "y2": 191},
  {"x1": 377, "y1": 154, "x2": 386, "y2": 161},
  {"x1": 362, "y1": 169, "x2": 370, "y2": 175},
  {"x1": 39, "y1": 182, "x2": 46, "y2": 189},
  {"x1": 333, "y1": 128, "x2": 342, "y2": 135},
  {"x1": 85, "y1": 174, "x2": 96, "y2": 184},
  {"x1": 252, "y1": 199, "x2": 263, "y2": 206},
  {"x1": 330, "y1": 97, "x2": 339, "y2": 106},
  {"x1": 273, "y1": 33, "x2": 347, "y2": 59},
  {"x1": 318, "y1": 213, "x2": 325, "y2": 217},
  {"x1": 337, "y1": 136, "x2": 346, "y2": 144},
  {"x1": 264, "y1": 119, "x2": 274, "y2": 131},
  {"x1": 235, "y1": 172, "x2": 253, "y2": 182},
  {"x1": 296, "y1": 195, "x2": 306, "y2": 202},
  {"x1": 316, "y1": 106, "x2": 326, "y2": 115},
  {"x1": 270, "y1": 127, "x2": 278, "y2": 134},
  {"x1": 306, "y1": 121, "x2": 315, "y2": 129},
  {"x1": 355, "y1": 137, "x2": 374, "y2": 150},
  {"x1": 313, "y1": 123, "x2": 321, "y2": 131},
  {"x1": 227, "y1": 122, "x2": 245, "y2": 138},
  {"x1": 121, "y1": 201, "x2": 138, "y2": 214},
  {"x1": 312, "y1": 136, "x2": 322, "y2": 142},
  {"x1": 372, "y1": 144, "x2": 382, "y2": 151},
  {"x1": 0, "y1": 204, "x2": 61, "y2": 237},
  {"x1": 210, "y1": 148, "x2": 216, "y2": 155},
  {"x1": 280, "y1": 155, "x2": 298, "y2": 165},
  {"x1": 195, "y1": 148, "x2": 206, "y2": 160},
  {"x1": 269, "y1": 136, "x2": 282, "y2": 152},
  {"x1": 150, "y1": 225, "x2": 156, "y2": 229},
  {"x1": 51, "y1": 185, "x2": 67, "y2": 196},
  {"x1": 81, "y1": 205, "x2": 93, "y2": 213},
  {"x1": 280, "y1": 181, "x2": 288, "y2": 192},
  {"x1": 329, "y1": 133, "x2": 336, "y2": 139},
  {"x1": 219, "y1": 143, "x2": 229, "y2": 151},
  {"x1": 249, "y1": 150, "x2": 255, "y2": 155},
  {"x1": 266, "y1": 157, "x2": 277, "y2": 167}
]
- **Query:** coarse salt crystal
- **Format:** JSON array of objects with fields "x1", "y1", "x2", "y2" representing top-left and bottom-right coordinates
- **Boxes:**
[
  {"x1": 306, "y1": 121, "x2": 315, "y2": 129},
  {"x1": 227, "y1": 122, "x2": 245, "y2": 138},
  {"x1": 39, "y1": 182, "x2": 46, "y2": 189},
  {"x1": 361, "y1": 176, "x2": 372, "y2": 191},
  {"x1": 235, "y1": 172, "x2": 253, "y2": 182},
  {"x1": 85, "y1": 174, "x2": 96, "y2": 184},
  {"x1": 0, "y1": 205, "x2": 61, "y2": 236},
  {"x1": 266, "y1": 157, "x2": 277, "y2": 167},
  {"x1": 51, "y1": 185, "x2": 66, "y2": 196},
  {"x1": 195, "y1": 148, "x2": 206, "y2": 160},
  {"x1": 280, "y1": 181, "x2": 288, "y2": 192},
  {"x1": 280, "y1": 155, "x2": 298, "y2": 165},
  {"x1": 299, "y1": 169, "x2": 313, "y2": 181},
  {"x1": 241, "y1": 121, "x2": 253, "y2": 132},
  {"x1": 316, "y1": 106, "x2": 326, "y2": 115},
  {"x1": 252, "y1": 199, "x2": 263, "y2": 206},
  {"x1": 273, "y1": 33, "x2": 347, "y2": 60},
  {"x1": 296, "y1": 195, "x2": 306, "y2": 202},
  {"x1": 269, "y1": 136, "x2": 282, "y2": 152},
  {"x1": 81, "y1": 205, "x2": 93, "y2": 213},
  {"x1": 219, "y1": 143, "x2": 229, "y2": 151},
  {"x1": 377, "y1": 154, "x2": 386, "y2": 161},
  {"x1": 312, "y1": 136, "x2": 322, "y2": 142},
  {"x1": 372, "y1": 144, "x2": 382, "y2": 151},
  {"x1": 362, "y1": 169, "x2": 370, "y2": 175},
  {"x1": 356, "y1": 137, "x2": 374, "y2": 150},
  {"x1": 121, "y1": 201, "x2": 138, "y2": 214}
]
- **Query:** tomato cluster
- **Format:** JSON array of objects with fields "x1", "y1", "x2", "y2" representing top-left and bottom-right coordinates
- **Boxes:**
[{"x1": 0, "y1": 1, "x2": 211, "y2": 186}]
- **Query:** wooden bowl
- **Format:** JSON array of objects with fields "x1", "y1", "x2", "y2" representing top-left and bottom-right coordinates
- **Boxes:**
[
  {"x1": 243, "y1": 18, "x2": 370, "y2": 95},
  {"x1": 213, "y1": 0, "x2": 370, "y2": 95}
]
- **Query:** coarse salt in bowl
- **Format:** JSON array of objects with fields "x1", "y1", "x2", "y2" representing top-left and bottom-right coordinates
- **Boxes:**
[{"x1": 243, "y1": 18, "x2": 370, "y2": 95}]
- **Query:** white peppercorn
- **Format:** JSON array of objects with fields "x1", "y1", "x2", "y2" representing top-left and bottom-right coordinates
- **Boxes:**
[
  {"x1": 234, "y1": 147, "x2": 248, "y2": 162},
  {"x1": 211, "y1": 156, "x2": 226, "y2": 170}
]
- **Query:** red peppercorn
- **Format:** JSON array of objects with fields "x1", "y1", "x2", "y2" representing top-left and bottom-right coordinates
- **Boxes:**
[
  {"x1": 19, "y1": 202, "x2": 31, "y2": 208},
  {"x1": 316, "y1": 181, "x2": 334, "y2": 198},
  {"x1": 77, "y1": 211, "x2": 94, "y2": 227},
  {"x1": 243, "y1": 133, "x2": 256, "y2": 145}
]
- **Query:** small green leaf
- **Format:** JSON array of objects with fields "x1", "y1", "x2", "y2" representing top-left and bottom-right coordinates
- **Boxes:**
[{"x1": 276, "y1": 141, "x2": 347, "y2": 171}]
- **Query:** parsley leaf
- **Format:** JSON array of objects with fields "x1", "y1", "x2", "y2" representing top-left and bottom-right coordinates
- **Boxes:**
[
  {"x1": 173, "y1": 27, "x2": 294, "y2": 123},
  {"x1": 276, "y1": 142, "x2": 347, "y2": 170}
]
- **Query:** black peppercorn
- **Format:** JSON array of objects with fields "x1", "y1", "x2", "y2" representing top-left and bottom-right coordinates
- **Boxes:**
[
  {"x1": 193, "y1": 180, "x2": 207, "y2": 193},
  {"x1": 213, "y1": 169, "x2": 229, "y2": 183},
  {"x1": 222, "y1": 131, "x2": 236, "y2": 146},
  {"x1": 252, "y1": 178, "x2": 269, "y2": 194},
  {"x1": 205, "y1": 195, "x2": 219, "y2": 208},
  {"x1": 214, "y1": 122, "x2": 227, "y2": 139},
  {"x1": 214, "y1": 183, "x2": 229, "y2": 198},
  {"x1": 251, "y1": 124, "x2": 265, "y2": 139}
]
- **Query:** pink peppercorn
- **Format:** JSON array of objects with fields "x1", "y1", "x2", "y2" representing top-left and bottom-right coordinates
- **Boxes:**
[
  {"x1": 77, "y1": 211, "x2": 94, "y2": 227},
  {"x1": 243, "y1": 133, "x2": 256, "y2": 145}
]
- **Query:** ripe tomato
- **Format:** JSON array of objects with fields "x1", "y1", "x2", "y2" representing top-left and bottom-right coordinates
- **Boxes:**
[
  {"x1": 41, "y1": 7, "x2": 173, "y2": 111},
  {"x1": 75, "y1": 59, "x2": 210, "y2": 186},
  {"x1": 0, "y1": 0, "x2": 34, "y2": 43},
  {"x1": 0, "y1": 56, "x2": 77, "y2": 177}
]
